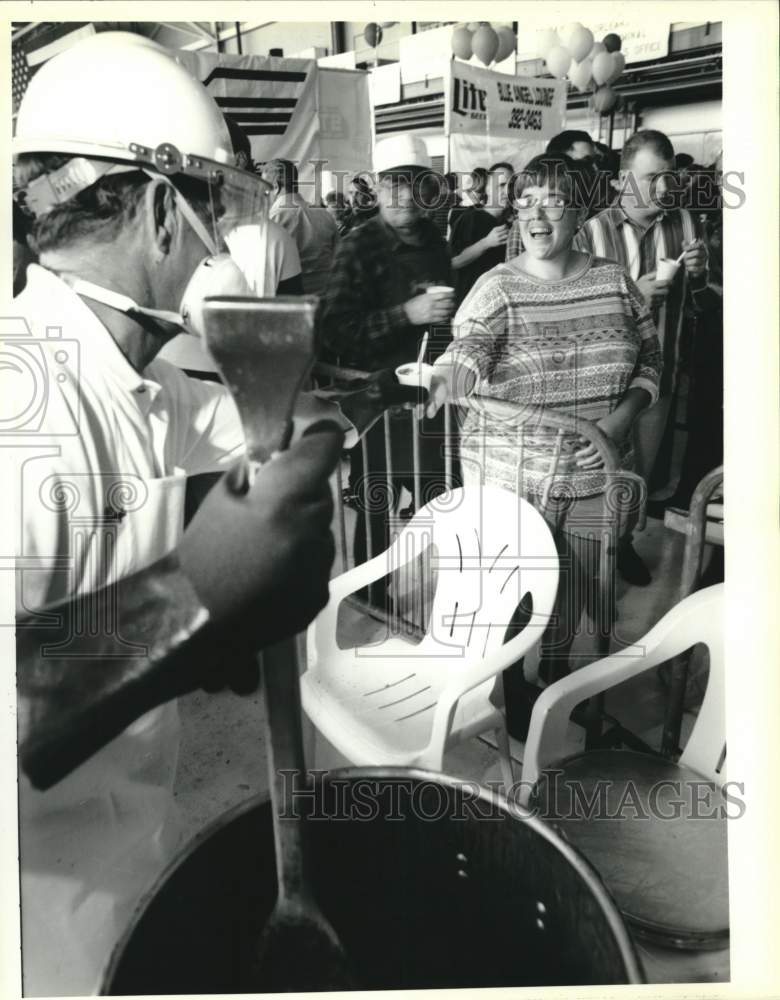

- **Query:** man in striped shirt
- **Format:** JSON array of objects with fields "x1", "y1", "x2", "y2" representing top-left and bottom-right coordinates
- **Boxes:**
[{"x1": 510, "y1": 131, "x2": 708, "y2": 584}]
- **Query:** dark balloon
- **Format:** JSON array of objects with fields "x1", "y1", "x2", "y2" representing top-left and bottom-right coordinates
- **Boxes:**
[{"x1": 365, "y1": 23, "x2": 383, "y2": 48}]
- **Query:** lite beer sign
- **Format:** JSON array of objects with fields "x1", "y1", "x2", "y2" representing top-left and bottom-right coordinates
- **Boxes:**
[{"x1": 452, "y1": 76, "x2": 487, "y2": 121}]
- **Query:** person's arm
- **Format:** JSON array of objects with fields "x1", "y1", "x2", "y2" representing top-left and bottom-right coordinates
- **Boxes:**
[
  {"x1": 318, "y1": 233, "x2": 408, "y2": 363},
  {"x1": 575, "y1": 274, "x2": 662, "y2": 468},
  {"x1": 450, "y1": 214, "x2": 506, "y2": 270},
  {"x1": 425, "y1": 279, "x2": 506, "y2": 417},
  {"x1": 623, "y1": 272, "x2": 663, "y2": 404},
  {"x1": 18, "y1": 429, "x2": 344, "y2": 789},
  {"x1": 318, "y1": 232, "x2": 449, "y2": 363}
]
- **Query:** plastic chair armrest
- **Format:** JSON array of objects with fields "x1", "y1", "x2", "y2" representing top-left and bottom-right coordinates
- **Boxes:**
[
  {"x1": 307, "y1": 544, "x2": 415, "y2": 663},
  {"x1": 425, "y1": 616, "x2": 551, "y2": 765},
  {"x1": 520, "y1": 586, "x2": 722, "y2": 802}
]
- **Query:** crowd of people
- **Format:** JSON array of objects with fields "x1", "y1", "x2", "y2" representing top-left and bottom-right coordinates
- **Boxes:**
[{"x1": 11, "y1": 29, "x2": 725, "y2": 997}]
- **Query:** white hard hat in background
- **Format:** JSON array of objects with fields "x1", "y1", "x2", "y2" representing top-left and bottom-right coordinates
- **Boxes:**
[
  {"x1": 13, "y1": 31, "x2": 233, "y2": 166},
  {"x1": 373, "y1": 134, "x2": 432, "y2": 175}
]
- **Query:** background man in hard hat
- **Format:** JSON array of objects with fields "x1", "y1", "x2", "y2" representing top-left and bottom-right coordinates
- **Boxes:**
[
  {"x1": 10, "y1": 32, "x2": 347, "y2": 995},
  {"x1": 319, "y1": 134, "x2": 456, "y2": 610}
]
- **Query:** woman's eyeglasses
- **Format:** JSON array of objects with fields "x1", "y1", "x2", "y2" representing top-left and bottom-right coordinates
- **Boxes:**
[{"x1": 514, "y1": 194, "x2": 569, "y2": 221}]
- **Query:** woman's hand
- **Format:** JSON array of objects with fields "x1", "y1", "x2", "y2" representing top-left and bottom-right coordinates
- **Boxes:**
[
  {"x1": 425, "y1": 370, "x2": 450, "y2": 419},
  {"x1": 574, "y1": 411, "x2": 632, "y2": 469}
]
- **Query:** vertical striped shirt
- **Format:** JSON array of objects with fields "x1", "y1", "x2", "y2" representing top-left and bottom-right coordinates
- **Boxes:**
[{"x1": 572, "y1": 205, "x2": 702, "y2": 397}]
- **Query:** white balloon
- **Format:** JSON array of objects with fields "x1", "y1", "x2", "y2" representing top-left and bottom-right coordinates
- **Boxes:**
[
  {"x1": 568, "y1": 25, "x2": 594, "y2": 63},
  {"x1": 560, "y1": 22, "x2": 582, "y2": 49},
  {"x1": 494, "y1": 25, "x2": 517, "y2": 64},
  {"x1": 569, "y1": 58, "x2": 593, "y2": 93},
  {"x1": 592, "y1": 50, "x2": 614, "y2": 86},
  {"x1": 545, "y1": 44, "x2": 572, "y2": 80},
  {"x1": 537, "y1": 28, "x2": 561, "y2": 59},
  {"x1": 590, "y1": 41, "x2": 606, "y2": 59},
  {"x1": 608, "y1": 51, "x2": 627, "y2": 84}
]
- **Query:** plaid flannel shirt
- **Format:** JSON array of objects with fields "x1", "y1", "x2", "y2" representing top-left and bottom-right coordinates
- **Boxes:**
[{"x1": 318, "y1": 215, "x2": 452, "y2": 371}]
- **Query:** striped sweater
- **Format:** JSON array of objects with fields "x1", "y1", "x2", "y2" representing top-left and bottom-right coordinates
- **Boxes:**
[
  {"x1": 442, "y1": 254, "x2": 662, "y2": 498},
  {"x1": 507, "y1": 206, "x2": 703, "y2": 397}
]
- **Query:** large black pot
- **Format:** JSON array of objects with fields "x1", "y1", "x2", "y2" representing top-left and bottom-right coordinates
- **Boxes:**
[{"x1": 103, "y1": 769, "x2": 644, "y2": 993}]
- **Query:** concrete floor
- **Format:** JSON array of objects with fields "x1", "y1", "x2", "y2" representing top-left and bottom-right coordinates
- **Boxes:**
[{"x1": 172, "y1": 452, "x2": 728, "y2": 986}]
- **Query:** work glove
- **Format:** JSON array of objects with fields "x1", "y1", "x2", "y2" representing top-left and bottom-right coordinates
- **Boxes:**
[{"x1": 179, "y1": 424, "x2": 343, "y2": 650}]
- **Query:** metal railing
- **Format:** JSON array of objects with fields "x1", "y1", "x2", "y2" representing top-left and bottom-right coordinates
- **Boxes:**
[
  {"x1": 661, "y1": 465, "x2": 724, "y2": 757},
  {"x1": 315, "y1": 363, "x2": 647, "y2": 662}
]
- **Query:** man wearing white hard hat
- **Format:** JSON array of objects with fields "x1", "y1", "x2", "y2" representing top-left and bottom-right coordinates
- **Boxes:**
[
  {"x1": 8, "y1": 31, "x2": 351, "y2": 995},
  {"x1": 319, "y1": 134, "x2": 456, "y2": 609}
]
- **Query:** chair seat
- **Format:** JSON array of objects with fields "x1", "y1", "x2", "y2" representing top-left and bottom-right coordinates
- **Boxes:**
[
  {"x1": 531, "y1": 749, "x2": 729, "y2": 950},
  {"x1": 302, "y1": 637, "x2": 502, "y2": 766}
]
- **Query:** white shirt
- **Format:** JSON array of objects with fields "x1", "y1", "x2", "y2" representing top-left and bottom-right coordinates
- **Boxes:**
[
  {"x1": 270, "y1": 192, "x2": 338, "y2": 297},
  {"x1": 13, "y1": 265, "x2": 355, "y2": 995},
  {"x1": 16, "y1": 265, "x2": 245, "y2": 612},
  {"x1": 14, "y1": 264, "x2": 245, "y2": 996}
]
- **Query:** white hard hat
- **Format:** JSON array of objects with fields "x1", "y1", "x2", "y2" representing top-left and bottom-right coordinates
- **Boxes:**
[
  {"x1": 12, "y1": 31, "x2": 274, "y2": 255},
  {"x1": 374, "y1": 134, "x2": 432, "y2": 175},
  {"x1": 13, "y1": 31, "x2": 232, "y2": 165}
]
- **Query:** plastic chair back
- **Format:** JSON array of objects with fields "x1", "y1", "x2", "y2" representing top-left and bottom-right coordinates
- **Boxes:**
[{"x1": 396, "y1": 486, "x2": 559, "y2": 659}]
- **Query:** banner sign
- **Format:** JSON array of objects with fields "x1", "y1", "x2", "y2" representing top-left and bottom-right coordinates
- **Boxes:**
[
  {"x1": 445, "y1": 62, "x2": 566, "y2": 173},
  {"x1": 446, "y1": 62, "x2": 566, "y2": 140},
  {"x1": 176, "y1": 51, "x2": 372, "y2": 187}
]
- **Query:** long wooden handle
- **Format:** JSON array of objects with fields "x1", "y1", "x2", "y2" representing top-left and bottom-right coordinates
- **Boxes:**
[{"x1": 262, "y1": 638, "x2": 309, "y2": 900}]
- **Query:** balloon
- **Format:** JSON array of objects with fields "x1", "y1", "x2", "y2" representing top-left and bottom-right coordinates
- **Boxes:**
[
  {"x1": 569, "y1": 58, "x2": 593, "y2": 93},
  {"x1": 608, "y1": 51, "x2": 626, "y2": 84},
  {"x1": 364, "y1": 22, "x2": 383, "y2": 47},
  {"x1": 603, "y1": 32, "x2": 622, "y2": 52},
  {"x1": 494, "y1": 26, "x2": 517, "y2": 63},
  {"x1": 568, "y1": 25, "x2": 594, "y2": 63},
  {"x1": 560, "y1": 22, "x2": 582, "y2": 49},
  {"x1": 592, "y1": 50, "x2": 614, "y2": 86},
  {"x1": 472, "y1": 24, "x2": 500, "y2": 65},
  {"x1": 537, "y1": 28, "x2": 561, "y2": 59},
  {"x1": 545, "y1": 45, "x2": 572, "y2": 79},
  {"x1": 590, "y1": 41, "x2": 606, "y2": 59},
  {"x1": 593, "y1": 86, "x2": 618, "y2": 114},
  {"x1": 451, "y1": 26, "x2": 474, "y2": 60}
]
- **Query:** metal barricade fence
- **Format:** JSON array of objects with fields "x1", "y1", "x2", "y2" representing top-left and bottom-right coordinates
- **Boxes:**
[{"x1": 314, "y1": 362, "x2": 648, "y2": 661}]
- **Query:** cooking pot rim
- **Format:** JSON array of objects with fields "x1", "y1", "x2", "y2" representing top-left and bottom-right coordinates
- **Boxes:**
[{"x1": 102, "y1": 766, "x2": 645, "y2": 990}]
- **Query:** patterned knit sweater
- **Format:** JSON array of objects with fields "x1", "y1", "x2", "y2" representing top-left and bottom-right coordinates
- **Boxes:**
[{"x1": 442, "y1": 254, "x2": 662, "y2": 498}]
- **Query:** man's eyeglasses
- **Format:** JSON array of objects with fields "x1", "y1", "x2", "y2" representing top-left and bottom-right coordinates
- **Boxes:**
[{"x1": 514, "y1": 194, "x2": 569, "y2": 221}]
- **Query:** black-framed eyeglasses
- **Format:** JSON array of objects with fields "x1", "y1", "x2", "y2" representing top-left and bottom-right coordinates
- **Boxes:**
[{"x1": 514, "y1": 194, "x2": 568, "y2": 221}]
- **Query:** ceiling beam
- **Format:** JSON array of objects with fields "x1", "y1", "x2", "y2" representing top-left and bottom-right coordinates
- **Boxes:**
[{"x1": 181, "y1": 20, "x2": 274, "y2": 51}]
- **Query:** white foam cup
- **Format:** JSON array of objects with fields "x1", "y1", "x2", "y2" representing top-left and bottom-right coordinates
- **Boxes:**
[
  {"x1": 395, "y1": 362, "x2": 435, "y2": 391},
  {"x1": 656, "y1": 257, "x2": 681, "y2": 283}
]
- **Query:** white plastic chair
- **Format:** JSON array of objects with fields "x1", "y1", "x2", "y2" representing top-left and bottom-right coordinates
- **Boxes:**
[
  {"x1": 518, "y1": 584, "x2": 727, "y2": 949},
  {"x1": 520, "y1": 583, "x2": 726, "y2": 803},
  {"x1": 303, "y1": 486, "x2": 559, "y2": 786}
]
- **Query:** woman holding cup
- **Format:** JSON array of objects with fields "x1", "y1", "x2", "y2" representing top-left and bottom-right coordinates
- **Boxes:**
[{"x1": 426, "y1": 154, "x2": 663, "y2": 710}]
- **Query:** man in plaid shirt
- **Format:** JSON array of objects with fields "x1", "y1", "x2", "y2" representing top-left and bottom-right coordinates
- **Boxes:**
[{"x1": 319, "y1": 138, "x2": 455, "y2": 608}]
